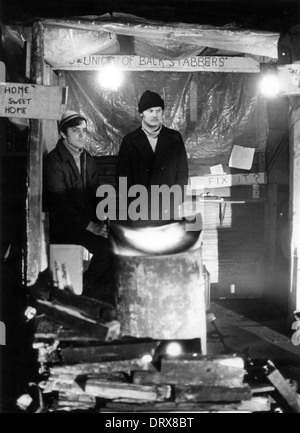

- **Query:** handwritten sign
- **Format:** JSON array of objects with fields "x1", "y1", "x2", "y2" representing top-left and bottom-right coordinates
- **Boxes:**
[
  {"x1": 278, "y1": 64, "x2": 300, "y2": 95},
  {"x1": 0, "y1": 83, "x2": 67, "y2": 120},
  {"x1": 55, "y1": 55, "x2": 260, "y2": 73},
  {"x1": 189, "y1": 172, "x2": 267, "y2": 190}
]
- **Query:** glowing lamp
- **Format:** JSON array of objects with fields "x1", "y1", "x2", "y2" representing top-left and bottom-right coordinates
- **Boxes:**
[
  {"x1": 165, "y1": 342, "x2": 182, "y2": 357},
  {"x1": 141, "y1": 354, "x2": 153, "y2": 364},
  {"x1": 259, "y1": 72, "x2": 281, "y2": 98},
  {"x1": 98, "y1": 65, "x2": 124, "y2": 91}
]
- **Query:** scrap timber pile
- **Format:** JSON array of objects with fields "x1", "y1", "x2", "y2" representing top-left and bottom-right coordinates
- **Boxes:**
[{"x1": 23, "y1": 286, "x2": 300, "y2": 413}]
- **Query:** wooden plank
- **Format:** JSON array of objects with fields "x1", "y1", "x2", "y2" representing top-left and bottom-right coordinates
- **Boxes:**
[
  {"x1": 86, "y1": 380, "x2": 171, "y2": 402},
  {"x1": 51, "y1": 289, "x2": 116, "y2": 323},
  {"x1": 288, "y1": 104, "x2": 300, "y2": 321},
  {"x1": 48, "y1": 371, "x2": 128, "y2": 383},
  {"x1": 267, "y1": 361, "x2": 300, "y2": 413},
  {"x1": 34, "y1": 316, "x2": 61, "y2": 339},
  {"x1": 26, "y1": 21, "x2": 44, "y2": 285},
  {"x1": 31, "y1": 287, "x2": 116, "y2": 322},
  {"x1": 60, "y1": 340, "x2": 161, "y2": 364},
  {"x1": 133, "y1": 371, "x2": 167, "y2": 385},
  {"x1": 160, "y1": 355, "x2": 245, "y2": 387},
  {"x1": 44, "y1": 378, "x2": 171, "y2": 402},
  {"x1": 35, "y1": 299, "x2": 120, "y2": 342},
  {"x1": 264, "y1": 183, "x2": 278, "y2": 295},
  {"x1": 212, "y1": 302, "x2": 300, "y2": 358},
  {"x1": 51, "y1": 359, "x2": 157, "y2": 376},
  {"x1": 132, "y1": 371, "x2": 253, "y2": 394},
  {"x1": 174, "y1": 384, "x2": 252, "y2": 403},
  {"x1": 57, "y1": 393, "x2": 95, "y2": 404},
  {"x1": 250, "y1": 384, "x2": 275, "y2": 394},
  {"x1": 105, "y1": 397, "x2": 270, "y2": 412},
  {"x1": 56, "y1": 329, "x2": 104, "y2": 342},
  {"x1": 56, "y1": 55, "x2": 259, "y2": 73}
]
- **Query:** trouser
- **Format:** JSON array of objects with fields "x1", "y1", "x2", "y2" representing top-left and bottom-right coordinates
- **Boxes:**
[{"x1": 50, "y1": 228, "x2": 113, "y2": 292}]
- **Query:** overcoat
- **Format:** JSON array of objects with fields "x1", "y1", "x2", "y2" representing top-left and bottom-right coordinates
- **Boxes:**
[
  {"x1": 116, "y1": 125, "x2": 189, "y2": 221},
  {"x1": 44, "y1": 139, "x2": 99, "y2": 241},
  {"x1": 117, "y1": 125, "x2": 188, "y2": 191}
]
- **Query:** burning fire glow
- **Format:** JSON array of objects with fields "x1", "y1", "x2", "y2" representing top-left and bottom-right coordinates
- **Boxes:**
[{"x1": 123, "y1": 223, "x2": 191, "y2": 254}]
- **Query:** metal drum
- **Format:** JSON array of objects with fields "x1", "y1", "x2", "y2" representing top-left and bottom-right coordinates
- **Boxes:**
[{"x1": 113, "y1": 243, "x2": 207, "y2": 354}]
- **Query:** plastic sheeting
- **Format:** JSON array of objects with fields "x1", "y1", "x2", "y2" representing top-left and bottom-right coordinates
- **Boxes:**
[
  {"x1": 44, "y1": 27, "x2": 120, "y2": 67},
  {"x1": 0, "y1": 24, "x2": 31, "y2": 129},
  {"x1": 65, "y1": 70, "x2": 268, "y2": 158},
  {"x1": 43, "y1": 14, "x2": 279, "y2": 60}
]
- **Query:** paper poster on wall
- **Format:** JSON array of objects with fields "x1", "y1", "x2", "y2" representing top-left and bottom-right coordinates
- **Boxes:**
[
  {"x1": 229, "y1": 145, "x2": 255, "y2": 170},
  {"x1": 210, "y1": 164, "x2": 225, "y2": 175}
]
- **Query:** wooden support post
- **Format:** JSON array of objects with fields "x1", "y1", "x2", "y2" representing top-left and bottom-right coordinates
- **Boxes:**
[
  {"x1": 26, "y1": 21, "x2": 44, "y2": 285},
  {"x1": 288, "y1": 100, "x2": 300, "y2": 323},
  {"x1": 264, "y1": 183, "x2": 278, "y2": 296}
]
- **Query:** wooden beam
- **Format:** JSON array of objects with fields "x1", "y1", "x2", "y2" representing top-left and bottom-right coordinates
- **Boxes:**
[
  {"x1": 60, "y1": 340, "x2": 161, "y2": 364},
  {"x1": 159, "y1": 355, "x2": 245, "y2": 387},
  {"x1": 51, "y1": 359, "x2": 157, "y2": 376},
  {"x1": 174, "y1": 384, "x2": 252, "y2": 403},
  {"x1": 264, "y1": 183, "x2": 278, "y2": 295},
  {"x1": 105, "y1": 397, "x2": 271, "y2": 413},
  {"x1": 211, "y1": 302, "x2": 300, "y2": 359},
  {"x1": 44, "y1": 378, "x2": 171, "y2": 402},
  {"x1": 288, "y1": 102, "x2": 300, "y2": 322},
  {"x1": 267, "y1": 361, "x2": 300, "y2": 413},
  {"x1": 34, "y1": 299, "x2": 120, "y2": 342},
  {"x1": 26, "y1": 21, "x2": 44, "y2": 285}
]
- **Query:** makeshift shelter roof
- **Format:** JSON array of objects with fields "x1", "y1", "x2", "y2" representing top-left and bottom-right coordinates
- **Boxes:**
[
  {"x1": 2, "y1": 13, "x2": 279, "y2": 70},
  {"x1": 43, "y1": 14, "x2": 279, "y2": 64}
]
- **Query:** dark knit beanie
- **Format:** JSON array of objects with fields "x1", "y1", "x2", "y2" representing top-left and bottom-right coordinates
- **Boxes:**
[{"x1": 138, "y1": 90, "x2": 165, "y2": 113}]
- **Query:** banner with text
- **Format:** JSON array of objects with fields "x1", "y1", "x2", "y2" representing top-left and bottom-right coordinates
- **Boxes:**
[
  {"x1": 189, "y1": 172, "x2": 267, "y2": 190},
  {"x1": 56, "y1": 55, "x2": 260, "y2": 73}
]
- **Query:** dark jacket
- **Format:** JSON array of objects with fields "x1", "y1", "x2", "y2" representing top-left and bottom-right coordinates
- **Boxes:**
[
  {"x1": 116, "y1": 125, "x2": 189, "y2": 222},
  {"x1": 44, "y1": 139, "x2": 99, "y2": 241},
  {"x1": 117, "y1": 125, "x2": 188, "y2": 191}
]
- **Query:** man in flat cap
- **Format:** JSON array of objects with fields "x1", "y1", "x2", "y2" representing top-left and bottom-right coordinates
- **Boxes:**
[
  {"x1": 117, "y1": 90, "x2": 189, "y2": 223},
  {"x1": 44, "y1": 111, "x2": 113, "y2": 301}
]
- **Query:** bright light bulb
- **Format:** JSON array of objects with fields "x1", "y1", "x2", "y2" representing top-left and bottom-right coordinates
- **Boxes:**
[
  {"x1": 259, "y1": 74, "x2": 281, "y2": 97},
  {"x1": 141, "y1": 354, "x2": 153, "y2": 364},
  {"x1": 98, "y1": 66, "x2": 124, "y2": 91},
  {"x1": 166, "y1": 342, "x2": 182, "y2": 357}
]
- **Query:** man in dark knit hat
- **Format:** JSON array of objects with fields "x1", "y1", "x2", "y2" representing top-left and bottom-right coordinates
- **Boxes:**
[
  {"x1": 44, "y1": 111, "x2": 113, "y2": 302},
  {"x1": 117, "y1": 90, "x2": 189, "y2": 223}
]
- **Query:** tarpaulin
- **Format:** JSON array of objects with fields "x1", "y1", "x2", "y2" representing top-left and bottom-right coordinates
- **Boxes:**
[
  {"x1": 43, "y1": 13, "x2": 279, "y2": 61},
  {"x1": 44, "y1": 27, "x2": 120, "y2": 67},
  {"x1": 65, "y1": 70, "x2": 268, "y2": 158}
]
